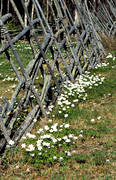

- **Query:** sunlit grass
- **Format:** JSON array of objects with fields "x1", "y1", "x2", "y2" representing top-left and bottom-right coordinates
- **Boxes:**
[{"x1": 0, "y1": 43, "x2": 116, "y2": 179}]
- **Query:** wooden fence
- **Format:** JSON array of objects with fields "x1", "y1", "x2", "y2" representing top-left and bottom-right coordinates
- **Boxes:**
[{"x1": 0, "y1": 0, "x2": 116, "y2": 153}]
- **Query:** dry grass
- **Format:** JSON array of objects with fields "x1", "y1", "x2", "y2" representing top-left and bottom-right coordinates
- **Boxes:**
[
  {"x1": 100, "y1": 33, "x2": 116, "y2": 51},
  {"x1": 0, "y1": 41, "x2": 116, "y2": 179}
]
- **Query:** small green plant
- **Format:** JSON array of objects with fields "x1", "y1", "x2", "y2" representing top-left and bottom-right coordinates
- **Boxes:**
[
  {"x1": 71, "y1": 153, "x2": 89, "y2": 164},
  {"x1": 83, "y1": 129, "x2": 100, "y2": 138},
  {"x1": 92, "y1": 151, "x2": 107, "y2": 166}
]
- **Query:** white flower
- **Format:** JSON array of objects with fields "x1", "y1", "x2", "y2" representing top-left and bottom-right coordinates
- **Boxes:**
[
  {"x1": 49, "y1": 129, "x2": 54, "y2": 133},
  {"x1": 30, "y1": 153, "x2": 35, "y2": 157},
  {"x1": 58, "y1": 101, "x2": 62, "y2": 105},
  {"x1": 53, "y1": 156, "x2": 57, "y2": 160},
  {"x1": 37, "y1": 146, "x2": 42, "y2": 151},
  {"x1": 51, "y1": 123, "x2": 58, "y2": 132},
  {"x1": 49, "y1": 108, "x2": 52, "y2": 112},
  {"x1": 26, "y1": 168, "x2": 30, "y2": 172},
  {"x1": 22, "y1": 136, "x2": 26, "y2": 140},
  {"x1": 50, "y1": 105, "x2": 54, "y2": 109},
  {"x1": 33, "y1": 118, "x2": 37, "y2": 122},
  {"x1": 65, "y1": 139, "x2": 71, "y2": 143},
  {"x1": 41, "y1": 134, "x2": 51, "y2": 139},
  {"x1": 90, "y1": 119, "x2": 95, "y2": 123},
  {"x1": 26, "y1": 133, "x2": 36, "y2": 139},
  {"x1": 97, "y1": 116, "x2": 101, "y2": 120},
  {"x1": 79, "y1": 134, "x2": 83, "y2": 138},
  {"x1": 68, "y1": 134, "x2": 73, "y2": 138},
  {"x1": 37, "y1": 139, "x2": 43, "y2": 145},
  {"x1": 59, "y1": 157, "x2": 63, "y2": 162},
  {"x1": 64, "y1": 114, "x2": 68, "y2": 118},
  {"x1": 67, "y1": 152, "x2": 71, "y2": 156},
  {"x1": 94, "y1": 84, "x2": 98, "y2": 86},
  {"x1": 106, "y1": 159, "x2": 110, "y2": 163},
  {"x1": 16, "y1": 165, "x2": 19, "y2": 169},
  {"x1": 52, "y1": 138, "x2": 57, "y2": 143},
  {"x1": 8, "y1": 140, "x2": 15, "y2": 146},
  {"x1": 43, "y1": 142, "x2": 50, "y2": 147},
  {"x1": 83, "y1": 97, "x2": 86, "y2": 100},
  {"x1": 44, "y1": 125, "x2": 49, "y2": 131},
  {"x1": 63, "y1": 136, "x2": 68, "y2": 140},
  {"x1": 108, "y1": 93, "x2": 111, "y2": 96},
  {"x1": 21, "y1": 143, "x2": 26, "y2": 148},
  {"x1": 26, "y1": 144, "x2": 35, "y2": 152},
  {"x1": 62, "y1": 107, "x2": 66, "y2": 111},
  {"x1": 53, "y1": 128, "x2": 57, "y2": 132},
  {"x1": 37, "y1": 128, "x2": 43, "y2": 134},
  {"x1": 71, "y1": 104, "x2": 75, "y2": 107},
  {"x1": 49, "y1": 119, "x2": 52, "y2": 123},
  {"x1": 73, "y1": 136, "x2": 78, "y2": 140},
  {"x1": 72, "y1": 150, "x2": 76, "y2": 154},
  {"x1": 57, "y1": 138, "x2": 62, "y2": 141},
  {"x1": 106, "y1": 53, "x2": 113, "y2": 58},
  {"x1": 59, "y1": 111, "x2": 62, "y2": 114},
  {"x1": 64, "y1": 124, "x2": 70, "y2": 128}
]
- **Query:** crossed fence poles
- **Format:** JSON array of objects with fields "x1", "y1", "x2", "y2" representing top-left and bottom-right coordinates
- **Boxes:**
[{"x1": 0, "y1": 0, "x2": 115, "y2": 153}]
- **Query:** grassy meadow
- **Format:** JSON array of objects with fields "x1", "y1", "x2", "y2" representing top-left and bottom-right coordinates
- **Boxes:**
[{"x1": 0, "y1": 41, "x2": 116, "y2": 180}]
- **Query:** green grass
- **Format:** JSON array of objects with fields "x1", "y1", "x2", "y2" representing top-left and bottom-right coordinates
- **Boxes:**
[{"x1": 0, "y1": 43, "x2": 116, "y2": 179}]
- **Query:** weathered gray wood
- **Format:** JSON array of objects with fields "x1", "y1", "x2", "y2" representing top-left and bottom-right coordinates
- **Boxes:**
[
  {"x1": 0, "y1": 116, "x2": 11, "y2": 144},
  {"x1": 0, "y1": 13, "x2": 12, "y2": 23},
  {"x1": 0, "y1": 18, "x2": 39, "y2": 54},
  {"x1": 34, "y1": 0, "x2": 74, "y2": 81},
  {"x1": 12, "y1": 105, "x2": 39, "y2": 142},
  {"x1": 9, "y1": 0, "x2": 25, "y2": 28},
  {"x1": 0, "y1": 0, "x2": 115, "y2": 153},
  {"x1": 5, "y1": 50, "x2": 21, "y2": 80}
]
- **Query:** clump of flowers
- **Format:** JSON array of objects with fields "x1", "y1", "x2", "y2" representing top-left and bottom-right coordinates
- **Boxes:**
[
  {"x1": 51, "y1": 72, "x2": 105, "y2": 119},
  {"x1": 95, "y1": 62, "x2": 109, "y2": 69},
  {"x1": 21, "y1": 122, "x2": 78, "y2": 167},
  {"x1": 106, "y1": 53, "x2": 113, "y2": 59}
]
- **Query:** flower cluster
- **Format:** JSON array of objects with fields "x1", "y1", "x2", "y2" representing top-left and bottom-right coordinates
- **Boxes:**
[
  {"x1": 95, "y1": 62, "x2": 109, "y2": 69},
  {"x1": 2, "y1": 76, "x2": 15, "y2": 82},
  {"x1": 106, "y1": 53, "x2": 113, "y2": 59},
  {"x1": 42, "y1": 54, "x2": 116, "y2": 119},
  {"x1": 45, "y1": 53, "x2": 116, "y2": 119},
  {"x1": 52, "y1": 72, "x2": 105, "y2": 118},
  {"x1": 21, "y1": 122, "x2": 78, "y2": 167}
]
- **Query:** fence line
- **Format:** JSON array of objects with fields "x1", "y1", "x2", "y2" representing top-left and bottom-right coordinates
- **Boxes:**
[{"x1": 0, "y1": 0, "x2": 116, "y2": 153}]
